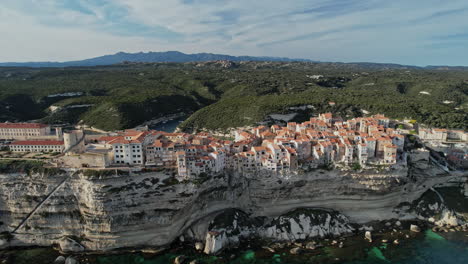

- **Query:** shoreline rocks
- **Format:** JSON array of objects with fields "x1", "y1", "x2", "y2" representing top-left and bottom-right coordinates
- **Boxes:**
[
  {"x1": 53, "y1": 256, "x2": 66, "y2": 264},
  {"x1": 290, "y1": 247, "x2": 302, "y2": 254},
  {"x1": 195, "y1": 242, "x2": 204, "y2": 251},
  {"x1": 410, "y1": 224, "x2": 421, "y2": 232},
  {"x1": 59, "y1": 237, "x2": 85, "y2": 253},
  {"x1": 174, "y1": 255, "x2": 186, "y2": 264}
]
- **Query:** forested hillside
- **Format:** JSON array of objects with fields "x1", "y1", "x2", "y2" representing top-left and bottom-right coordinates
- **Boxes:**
[{"x1": 0, "y1": 61, "x2": 466, "y2": 131}]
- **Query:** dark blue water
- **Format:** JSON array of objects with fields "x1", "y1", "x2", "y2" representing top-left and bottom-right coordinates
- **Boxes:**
[{"x1": 92, "y1": 230, "x2": 467, "y2": 264}]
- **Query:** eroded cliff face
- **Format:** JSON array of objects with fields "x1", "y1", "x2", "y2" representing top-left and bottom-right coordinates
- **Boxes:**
[{"x1": 0, "y1": 156, "x2": 465, "y2": 252}]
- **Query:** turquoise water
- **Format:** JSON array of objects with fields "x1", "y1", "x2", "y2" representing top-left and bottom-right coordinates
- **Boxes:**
[
  {"x1": 92, "y1": 231, "x2": 468, "y2": 264},
  {"x1": 343, "y1": 230, "x2": 467, "y2": 264}
]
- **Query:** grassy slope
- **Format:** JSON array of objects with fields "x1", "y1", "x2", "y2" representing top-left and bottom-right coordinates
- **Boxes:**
[{"x1": 0, "y1": 62, "x2": 466, "y2": 131}]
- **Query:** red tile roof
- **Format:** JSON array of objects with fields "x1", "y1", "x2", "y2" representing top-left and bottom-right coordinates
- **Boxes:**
[
  {"x1": 0, "y1": 123, "x2": 48, "y2": 129},
  {"x1": 98, "y1": 136, "x2": 120, "y2": 142}
]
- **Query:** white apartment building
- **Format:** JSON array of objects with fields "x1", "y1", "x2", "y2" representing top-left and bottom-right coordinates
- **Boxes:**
[{"x1": 108, "y1": 131, "x2": 152, "y2": 165}]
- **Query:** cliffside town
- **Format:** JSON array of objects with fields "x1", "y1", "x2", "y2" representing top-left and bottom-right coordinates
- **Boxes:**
[
  {"x1": 99, "y1": 113, "x2": 406, "y2": 179},
  {"x1": 1, "y1": 113, "x2": 467, "y2": 178}
]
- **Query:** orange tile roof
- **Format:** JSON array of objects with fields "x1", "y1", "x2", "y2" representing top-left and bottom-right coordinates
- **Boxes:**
[{"x1": 0, "y1": 123, "x2": 48, "y2": 129}]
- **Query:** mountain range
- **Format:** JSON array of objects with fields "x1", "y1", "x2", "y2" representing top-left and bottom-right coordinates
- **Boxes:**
[
  {"x1": 0, "y1": 51, "x2": 466, "y2": 70},
  {"x1": 0, "y1": 51, "x2": 313, "y2": 68}
]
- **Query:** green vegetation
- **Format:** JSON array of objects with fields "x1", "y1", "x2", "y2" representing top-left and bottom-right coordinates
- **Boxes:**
[
  {"x1": 161, "y1": 177, "x2": 180, "y2": 187},
  {"x1": 0, "y1": 160, "x2": 64, "y2": 175},
  {"x1": 0, "y1": 62, "x2": 466, "y2": 131},
  {"x1": 0, "y1": 231, "x2": 13, "y2": 241},
  {"x1": 81, "y1": 169, "x2": 129, "y2": 178},
  {"x1": 352, "y1": 163, "x2": 362, "y2": 171}
]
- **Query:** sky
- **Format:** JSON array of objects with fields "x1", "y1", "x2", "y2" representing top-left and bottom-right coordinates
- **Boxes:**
[{"x1": 0, "y1": 0, "x2": 467, "y2": 66}]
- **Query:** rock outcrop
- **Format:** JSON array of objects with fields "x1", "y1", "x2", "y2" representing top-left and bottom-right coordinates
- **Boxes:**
[
  {"x1": 200, "y1": 208, "x2": 353, "y2": 254},
  {"x1": 262, "y1": 208, "x2": 354, "y2": 241},
  {"x1": 203, "y1": 209, "x2": 258, "y2": 254}
]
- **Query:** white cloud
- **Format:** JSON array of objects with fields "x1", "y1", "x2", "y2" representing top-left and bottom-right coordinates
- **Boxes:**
[{"x1": 0, "y1": 0, "x2": 467, "y2": 65}]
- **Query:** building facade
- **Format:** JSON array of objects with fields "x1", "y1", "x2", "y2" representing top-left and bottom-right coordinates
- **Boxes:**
[
  {"x1": 9, "y1": 140, "x2": 64, "y2": 153},
  {"x1": 0, "y1": 123, "x2": 51, "y2": 140}
]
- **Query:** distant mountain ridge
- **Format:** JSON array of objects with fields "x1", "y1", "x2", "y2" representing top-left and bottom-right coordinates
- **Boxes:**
[
  {"x1": 0, "y1": 51, "x2": 467, "y2": 69},
  {"x1": 0, "y1": 51, "x2": 314, "y2": 68}
]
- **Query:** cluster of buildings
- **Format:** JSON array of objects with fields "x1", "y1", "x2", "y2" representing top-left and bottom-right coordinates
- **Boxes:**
[
  {"x1": 418, "y1": 128, "x2": 468, "y2": 170},
  {"x1": 2, "y1": 113, "x2": 465, "y2": 178},
  {"x1": 229, "y1": 113, "x2": 404, "y2": 172},
  {"x1": 90, "y1": 113, "x2": 407, "y2": 180},
  {"x1": 418, "y1": 128, "x2": 467, "y2": 143},
  {"x1": 0, "y1": 123, "x2": 65, "y2": 153}
]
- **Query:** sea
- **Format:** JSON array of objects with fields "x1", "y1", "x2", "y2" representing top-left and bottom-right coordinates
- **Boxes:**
[
  {"x1": 94, "y1": 230, "x2": 468, "y2": 264},
  {"x1": 3, "y1": 230, "x2": 467, "y2": 264},
  {"x1": 148, "y1": 117, "x2": 187, "y2": 133}
]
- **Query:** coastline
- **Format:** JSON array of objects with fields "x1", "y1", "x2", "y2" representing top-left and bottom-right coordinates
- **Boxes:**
[{"x1": 2, "y1": 224, "x2": 467, "y2": 264}]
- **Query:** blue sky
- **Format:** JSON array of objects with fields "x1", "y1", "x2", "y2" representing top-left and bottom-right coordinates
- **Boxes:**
[{"x1": 0, "y1": 0, "x2": 467, "y2": 66}]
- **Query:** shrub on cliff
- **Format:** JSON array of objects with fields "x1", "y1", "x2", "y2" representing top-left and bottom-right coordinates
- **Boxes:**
[
  {"x1": 81, "y1": 169, "x2": 129, "y2": 179},
  {"x1": 0, "y1": 231, "x2": 13, "y2": 242},
  {"x1": 352, "y1": 163, "x2": 362, "y2": 171},
  {"x1": 0, "y1": 160, "x2": 64, "y2": 175}
]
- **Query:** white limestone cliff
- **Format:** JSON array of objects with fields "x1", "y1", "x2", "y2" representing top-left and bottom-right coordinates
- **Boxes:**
[{"x1": 0, "y1": 154, "x2": 466, "y2": 252}]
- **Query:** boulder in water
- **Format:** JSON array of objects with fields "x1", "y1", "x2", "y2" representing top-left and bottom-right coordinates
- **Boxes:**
[
  {"x1": 410, "y1": 224, "x2": 421, "y2": 232},
  {"x1": 174, "y1": 255, "x2": 186, "y2": 264},
  {"x1": 195, "y1": 242, "x2": 204, "y2": 251},
  {"x1": 305, "y1": 242, "x2": 316, "y2": 250},
  {"x1": 65, "y1": 257, "x2": 78, "y2": 264},
  {"x1": 262, "y1": 246, "x2": 275, "y2": 253},
  {"x1": 365, "y1": 231, "x2": 372, "y2": 242},
  {"x1": 290, "y1": 247, "x2": 302, "y2": 255},
  {"x1": 53, "y1": 256, "x2": 66, "y2": 264}
]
